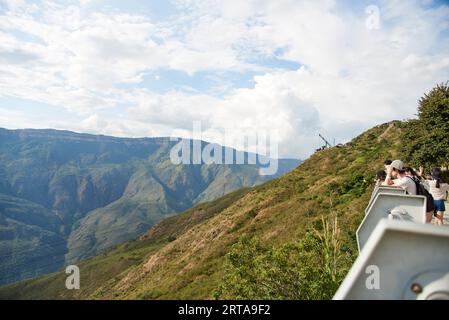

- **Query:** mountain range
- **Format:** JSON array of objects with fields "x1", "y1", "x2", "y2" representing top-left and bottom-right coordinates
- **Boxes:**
[{"x1": 0, "y1": 128, "x2": 299, "y2": 285}]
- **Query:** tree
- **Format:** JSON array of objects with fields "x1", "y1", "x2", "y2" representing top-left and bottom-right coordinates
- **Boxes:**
[{"x1": 402, "y1": 82, "x2": 449, "y2": 168}]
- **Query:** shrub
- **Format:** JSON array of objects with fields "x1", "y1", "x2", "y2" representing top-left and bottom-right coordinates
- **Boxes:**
[{"x1": 214, "y1": 215, "x2": 352, "y2": 300}]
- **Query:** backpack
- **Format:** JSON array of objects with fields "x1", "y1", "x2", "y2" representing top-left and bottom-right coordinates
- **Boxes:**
[{"x1": 406, "y1": 176, "x2": 435, "y2": 213}]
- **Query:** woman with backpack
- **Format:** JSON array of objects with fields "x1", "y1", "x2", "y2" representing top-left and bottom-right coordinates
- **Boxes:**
[
  {"x1": 383, "y1": 160, "x2": 417, "y2": 194},
  {"x1": 424, "y1": 168, "x2": 449, "y2": 225},
  {"x1": 384, "y1": 161, "x2": 435, "y2": 222}
]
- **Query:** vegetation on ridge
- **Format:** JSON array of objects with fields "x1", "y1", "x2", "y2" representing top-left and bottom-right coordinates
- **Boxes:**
[{"x1": 402, "y1": 82, "x2": 449, "y2": 168}]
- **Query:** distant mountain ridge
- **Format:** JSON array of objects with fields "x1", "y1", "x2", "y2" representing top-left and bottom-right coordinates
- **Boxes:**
[{"x1": 0, "y1": 127, "x2": 299, "y2": 285}]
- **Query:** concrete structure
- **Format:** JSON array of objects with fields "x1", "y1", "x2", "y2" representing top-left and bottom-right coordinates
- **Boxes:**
[{"x1": 357, "y1": 193, "x2": 427, "y2": 251}]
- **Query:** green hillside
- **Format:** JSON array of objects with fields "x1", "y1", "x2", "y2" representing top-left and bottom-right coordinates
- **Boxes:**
[
  {"x1": 0, "y1": 121, "x2": 404, "y2": 299},
  {"x1": 0, "y1": 128, "x2": 299, "y2": 284}
]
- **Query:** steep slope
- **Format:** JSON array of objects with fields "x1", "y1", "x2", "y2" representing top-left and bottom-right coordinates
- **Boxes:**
[
  {"x1": 0, "y1": 121, "x2": 403, "y2": 299},
  {"x1": 0, "y1": 128, "x2": 299, "y2": 284},
  {"x1": 0, "y1": 188, "x2": 250, "y2": 299},
  {"x1": 0, "y1": 194, "x2": 65, "y2": 284}
]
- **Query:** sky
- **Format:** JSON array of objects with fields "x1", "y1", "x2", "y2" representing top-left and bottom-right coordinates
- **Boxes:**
[{"x1": 0, "y1": 0, "x2": 449, "y2": 159}]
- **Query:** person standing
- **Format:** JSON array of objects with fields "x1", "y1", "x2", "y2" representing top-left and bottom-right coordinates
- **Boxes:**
[
  {"x1": 426, "y1": 168, "x2": 449, "y2": 225},
  {"x1": 383, "y1": 160, "x2": 417, "y2": 195},
  {"x1": 384, "y1": 159, "x2": 392, "y2": 172},
  {"x1": 375, "y1": 170, "x2": 386, "y2": 187},
  {"x1": 384, "y1": 160, "x2": 435, "y2": 222}
]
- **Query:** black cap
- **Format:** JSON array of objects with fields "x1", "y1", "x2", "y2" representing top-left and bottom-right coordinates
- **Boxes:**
[{"x1": 376, "y1": 170, "x2": 386, "y2": 178}]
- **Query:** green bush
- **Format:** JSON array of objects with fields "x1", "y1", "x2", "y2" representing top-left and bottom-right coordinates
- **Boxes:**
[
  {"x1": 214, "y1": 216, "x2": 351, "y2": 300},
  {"x1": 327, "y1": 174, "x2": 372, "y2": 205}
]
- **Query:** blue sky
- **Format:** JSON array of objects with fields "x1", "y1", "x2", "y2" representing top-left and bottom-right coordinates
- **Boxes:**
[{"x1": 1, "y1": 0, "x2": 449, "y2": 158}]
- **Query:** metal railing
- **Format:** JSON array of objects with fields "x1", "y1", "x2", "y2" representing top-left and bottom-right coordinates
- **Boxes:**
[{"x1": 334, "y1": 187, "x2": 449, "y2": 300}]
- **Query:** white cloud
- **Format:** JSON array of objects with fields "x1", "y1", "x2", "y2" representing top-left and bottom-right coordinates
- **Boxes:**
[{"x1": 0, "y1": 0, "x2": 448, "y2": 158}]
